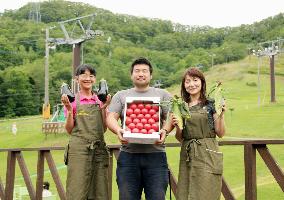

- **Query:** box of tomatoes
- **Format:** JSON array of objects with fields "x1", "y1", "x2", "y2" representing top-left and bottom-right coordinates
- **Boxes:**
[{"x1": 123, "y1": 97, "x2": 161, "y2": 144}]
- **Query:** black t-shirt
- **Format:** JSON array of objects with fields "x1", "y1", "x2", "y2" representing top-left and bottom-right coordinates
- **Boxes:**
[{"x1": 204, "y1": 99, "x2": 216, "y2": 131}]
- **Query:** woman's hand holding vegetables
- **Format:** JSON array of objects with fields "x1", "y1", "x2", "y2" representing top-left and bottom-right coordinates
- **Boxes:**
[
  {"x1": 172, "y1": 113, "x2": 183, "y2": 142},
  {"x1": 219, "y1": 99, "x2": 226, "y2": 118},
  {"x1": 101, "y1": 94, "x2": 111, "y2": 109},
  {"x1": 61, "y1": 94, "x2": 74, "y2": 133},
  {"x1": 214, "y1": 99, "x2": 226, "y2": 138},
  {"x1": 61, "y1": 94, "x2": 72, "y2": 112},
  {"x1": 171, "y1": 113, "x2": 182, "y2": 130}
]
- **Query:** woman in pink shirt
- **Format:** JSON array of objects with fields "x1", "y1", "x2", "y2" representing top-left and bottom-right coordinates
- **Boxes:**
[{"x1": 61, "y1": 64, "x2": 111, "y2": 200}]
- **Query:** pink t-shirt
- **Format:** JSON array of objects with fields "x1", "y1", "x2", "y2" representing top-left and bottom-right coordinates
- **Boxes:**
[{"x1": 64, "y1": 93, "x2": 103, "y2": 117}]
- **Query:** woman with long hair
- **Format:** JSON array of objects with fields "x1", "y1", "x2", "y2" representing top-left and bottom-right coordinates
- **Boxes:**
[{"x1": 171, "y1": 67, "x2": 226, "y2": 200}]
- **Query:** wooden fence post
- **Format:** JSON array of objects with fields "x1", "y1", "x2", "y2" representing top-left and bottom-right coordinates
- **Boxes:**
[{"x1": 244, "y1": 143, "x2": 256, "y2": 200}]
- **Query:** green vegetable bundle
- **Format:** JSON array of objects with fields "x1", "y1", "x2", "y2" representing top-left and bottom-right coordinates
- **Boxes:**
[
  {"x1": 208, "y1": 81, "x2": 225, "y2": 116},
  {"x1": 163, "y1": 95, "x2": 191, "y2": 130}
]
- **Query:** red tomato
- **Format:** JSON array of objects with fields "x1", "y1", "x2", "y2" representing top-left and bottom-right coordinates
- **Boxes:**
[
  {"x1": 132, "y1": 128, "x2": 139, "y2": 133},
  {"x1": 144, "y1": 123, "x2": 151, "y2": 130},
  {"x1": 126, "y1": 108, "x2": 133, "y2": 116},
  {"x1": 148, "y1": 109, "x2": 156, "y2": 115},
  {"x1": 151, "y1": 123, "x2": 159, "y2": 131},
  {"x1": 137, "y1": 103, "x2": 144, "y2": 109},
  {"x1": 140, "y1": 129, "x2": 147, "y2": 134},
  {"x1": 148, "y1": 118, "x2": 155, "y2": 124},
  {"x1": 140, "y1": 118, "x2": 147, "y2": 124},
  {"x1": 137, "y1": 113, "x2": 144, "y2": 120},
  {"x1": 128, "y1": 123, "x2": 135, "y2": 130},
  {"x1": 152, "y1": 114, "x2": 159, "y2": 122},
  {"x1": 129, "y1": 103, "x2": 137, "y2": 110},
  {"x1": 136, "y1": 122, "x2": 144, "y2": 130},
  {"x1": 145, "y1": 104, "x2": 152, "y2": 110},
  {"x1": 144, "y1": 114, "x2": 151, "y2": 120},
  {"x1": 133, "y1": 108, "x2": 141, "y2": 115},
  {"x1": 130, "y1": 113, "x2": 137, "y2": 119},
  {"x1": 141, "y1": 108, "x2": 148, "y2": 115},
  {"x1": 125, "y1": 117, "x2": 132, "y2": 125},
  {"x1": 152, "y1": 105, "x2": 159, "y2": 111},
  {"x1": 133, "y1": 118, "x2": 140, "y2": 124},
  {"x1": 148, "y1": 129, "x2": 156, "y2": 134}
]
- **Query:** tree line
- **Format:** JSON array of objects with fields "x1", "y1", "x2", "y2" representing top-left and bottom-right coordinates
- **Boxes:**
[{"x1": 0, "y1": 1, "x2": 283, "y2": 117}]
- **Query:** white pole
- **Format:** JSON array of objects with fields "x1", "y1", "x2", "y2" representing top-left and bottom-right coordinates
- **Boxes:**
[{"x1": 257, "y1": 56, "x2": 261, "y2": 106}]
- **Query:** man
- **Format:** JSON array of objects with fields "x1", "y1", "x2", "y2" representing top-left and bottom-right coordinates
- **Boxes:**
[{"x1": 107, "y1": 57, "x2": 172, "y2": 200}]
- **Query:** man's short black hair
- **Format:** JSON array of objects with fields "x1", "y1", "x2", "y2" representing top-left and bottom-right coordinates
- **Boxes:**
[
  {"x1": 130, "y1": 57, "x2": 153, "y2": 75},
  {"x1": 75, "y1": 64, "x2": 96, "y2": 76}
]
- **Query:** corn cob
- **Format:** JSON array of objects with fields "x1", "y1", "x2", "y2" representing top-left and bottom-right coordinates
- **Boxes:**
[
  {"x1": 208, "y1": 81, "x2": 224, "y2": 116},
  {"x1": 169, "y1": 95, "x2": 191, "y2": 129}
]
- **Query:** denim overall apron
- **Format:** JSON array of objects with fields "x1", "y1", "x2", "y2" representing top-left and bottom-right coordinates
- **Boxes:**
[
  {"x1": 177, "y1": 104, "x2": 223, "y2": 200},
  {"x1": 66, "y1": 95, "x2": 109, "y2": 200}
]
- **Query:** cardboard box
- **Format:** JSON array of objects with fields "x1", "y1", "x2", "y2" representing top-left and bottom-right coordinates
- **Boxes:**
[{"x1": 123, "y1": 97, "x2": 161, "y2": 144}]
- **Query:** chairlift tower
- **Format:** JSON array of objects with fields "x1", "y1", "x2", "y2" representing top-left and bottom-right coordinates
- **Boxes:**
[
  {"x1": 253, "y1": 38, "x2": 284, "y2": 103},
  {"x1": 48, "y1": 13, "x2": 104, "y2": 93}
]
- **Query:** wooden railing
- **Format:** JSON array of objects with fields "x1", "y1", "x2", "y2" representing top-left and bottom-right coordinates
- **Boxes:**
[{"x1": 0, "y1": 139, "x2": 283, "y2": 200}]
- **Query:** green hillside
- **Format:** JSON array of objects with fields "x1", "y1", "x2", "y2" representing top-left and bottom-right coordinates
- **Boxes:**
[
  {"x1": 1, "y1": 56, "x2": 284, "y2": 199},
  {"x1": 0, "y1": 1, "x2": 284, "y2": 118}
]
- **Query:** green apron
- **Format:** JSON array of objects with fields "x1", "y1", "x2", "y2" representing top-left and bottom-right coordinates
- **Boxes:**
[
  {"x1": 66, "y1": 96, "x2": 109, "y2": 200},
  {"x1": 177, "y1": 104, "x2": 223, "y2": 200}
]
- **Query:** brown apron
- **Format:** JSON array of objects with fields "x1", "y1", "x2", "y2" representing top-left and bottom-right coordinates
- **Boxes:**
[
  {"x1": 66, "y1": 95, "x2": 109, "y2": 200},
  {"x1": 177, "y1": 104, "x2": 223, "y2": 200}
]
